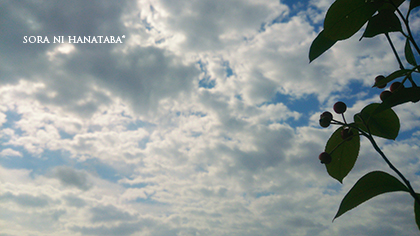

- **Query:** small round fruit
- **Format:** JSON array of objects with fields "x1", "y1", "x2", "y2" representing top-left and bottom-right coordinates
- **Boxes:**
[
  {"x1": 319, "y1": 152, "x2": 332, "y2": 164},
  {"x1": 320, "y1": 111, "x2": 333, "y2": 121},
  {"x1": 375, "y1": 75, "x2": 386, "y2": 89},
  {"x1": 333, "y1": 101, "x2": 347, "y2": 114},
  {"x1": 341, "y1": 128, "x2": 354, "y2": 141},
  {"x1": 390, "y1": 81, "x2": 404, "y2": 92},
  {"x1": 319, "y1": 117, "x2": 331, "y2": 128},
  {"x1": 380, "y1": 90, "x2": 392, "y2": 101},
  {"x1": 319, "y1": 112, "x2": 333, "y2": 128}
]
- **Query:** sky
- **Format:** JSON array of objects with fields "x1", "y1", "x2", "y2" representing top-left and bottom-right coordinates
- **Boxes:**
[{"x1": 1, "y1": 0, "x2": 420, "y2": 235}]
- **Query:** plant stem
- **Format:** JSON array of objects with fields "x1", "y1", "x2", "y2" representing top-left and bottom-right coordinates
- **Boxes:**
[
  {"x1": 341, "y1": 113, "x2": 347, "y2": 125},
  {"x1": 407, "y1": 74, "x2": 417, "y2": 88},
  {"x1": 406, "y1": 25, "x2": 420, "y2": 56},
  {"x1": 365, "y1": 133, "x2": 420, "y2": 206},
  {"x1": 385, "y1": 33, "x2": 405, "y2": 70},
  {"x1": 355, "y1": 113, "x2": 420, "y2": 205},
  {"x1": 390, "y1": 0, "x2": 420, "y2": 55},
  {"x1": 388, "y1": 1, "x2": 419, "y2": 87}
]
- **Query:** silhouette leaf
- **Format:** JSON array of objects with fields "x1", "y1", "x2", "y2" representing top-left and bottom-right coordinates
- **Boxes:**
[
  {"x1": 325, "y1": 126, "x2": 360, "y2": 183},
  {"x1": 334, "y1": 171, "x2": 408, "y2": 220},
  {"x1": 309, "y1": 30, "x2": 336, "y2": 62},
  {"x1": 355, "y1": 103, "x2": 400, "y2": 140},
  {"x1": 372, "y1": 69, "x2": 410, "y2": 88},
  {"x1": 405, "y1": 38, "x2": 417, "y2": 66},
  {"x1": 410, "y1": 0, "x2": 420, "y2": 13},
  {"x1": 361, "y1": 9, "x2": 402, "y2": 39},
  {"x1": 323, "y1": 0, "x2": 382, "y2": 40},
  {"x1": 375, "y1": 87, "x2": 420, "y2": 113}
]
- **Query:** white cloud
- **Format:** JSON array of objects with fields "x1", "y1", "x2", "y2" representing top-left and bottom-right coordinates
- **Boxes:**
[
  {"x1": 1, "y1": 0, "x2": 420, "y2": 235},
  {"x1": 141, "y1": 0, "x2": 290, "y2": 52},
  {"x1": 0, "y1": 149, "x2": 22, "y2": 158}
]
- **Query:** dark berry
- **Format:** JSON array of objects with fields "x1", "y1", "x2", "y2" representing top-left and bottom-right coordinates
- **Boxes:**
[
  {"x1": 319, "y1": 152, "x2": 332, "y2": 164},
  {"x1": 320, "y1": 111, "x2": 333, "y2": 120},
  {"x1": 380, "y1": 90, "x2": 392, "y2": 101},
  {"x1": 319, "y1": 117, "x2": 331, "y2": 128},
  {"x1": 390, "y1": 81, "x2": 404, "y2": 92},
  {"x1": 333, "y1": 101, "x2": 347, "y2": 114},
  {"x1": 341, "y1": 128, "x2": 354, "y2": 141},
  {"x1": 319, "y1": 112, "x2": 333, "y2": 128},
  {"x1": 375, "y1": 75, "x2": 386, "y2": 89}
]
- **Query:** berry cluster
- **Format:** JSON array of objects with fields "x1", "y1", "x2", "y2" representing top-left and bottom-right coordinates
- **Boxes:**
[
  {"x1": 375, "y1": 75, "x2": 405, "y2": 101},
  {"x1": 318, "y1": 101, "x2": 354, "y2": 165},
  {"x1": 318, "y1": 101, "x2": 347, "y2": 129}
]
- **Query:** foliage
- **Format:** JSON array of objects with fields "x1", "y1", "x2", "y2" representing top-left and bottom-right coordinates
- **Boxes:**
[{"x1": 310, "y1": 0, "x2": 420, "y2": 230}]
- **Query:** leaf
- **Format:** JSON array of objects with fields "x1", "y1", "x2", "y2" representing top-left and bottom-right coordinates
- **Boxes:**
[
  {"x1": 415, "y1": 193, "x2": 420, "y2": 231},
  {"x1": 375, "y1": 87, "x2": 420, "y2": 113},
  {"x1": 361, "y1": 9, "x2": 402, "y2": 39},
  {"x1": 323, "y1": 0, "x2": 383, "y2": 40},
  {"x1": 410, "y1": 0, "x2": 420, "y2": 13},
  {"x1": 309, "y1": 30, "x2": 337, "y2": 62},
  {"x1": 379, "y1": 0, "x2": 405, "y2": 11},
  {"x1": 372, "y1": 69, "x2": 410, "y2": 88},
  {"x1": 325, "y1": 126, "x2": 360, "y2": 183},
  {"x1": 354, "y1": 103, "x2": 400, "y2": 140},
  {"x1": 334, "y1": 171, "x2": 408, "y2": 220},
  {"x1": 405, "y1": 38, "x2": 417, "y2": 66}
]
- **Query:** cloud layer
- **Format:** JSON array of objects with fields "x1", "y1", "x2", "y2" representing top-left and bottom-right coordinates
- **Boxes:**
[{"x1": 1, "y1": 0, "x2": 420, "y2": 235}]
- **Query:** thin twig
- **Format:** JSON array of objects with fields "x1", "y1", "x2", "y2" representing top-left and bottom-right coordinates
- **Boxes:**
[
  {"x1": 364, "y1": 132, "x2": 420, "y2": 206},
  {"x1": 385, "y1": 33, "x2": 405, "y2": 70},
  {"x1": 390, "y1": 0, "x2": 420, "y2": 56}
]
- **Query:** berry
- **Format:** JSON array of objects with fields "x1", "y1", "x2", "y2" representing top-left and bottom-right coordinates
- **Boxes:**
[
  {"x1": 320, "y1": 111, "x2": 333, "y2": 120},
  {"x1": 375, "y1": 75, "x2": 386, "y2": 89},
  {"x1": 333, "y1": 101, "x2": 347, "y2": 114},
  {"x1": 319, "y1": 111, "x2": 333, "y2": 128},
  {"x1": 341, "y1": 128, "x2": 354, "y2": 141},
  {"x1": 380, "y1": 90, "x2": 392, "y2": 101},
  {"x1": 390, "y1": 81, "x2": 404, "y2": 92},
  {"x1": 319, "y1": 117, "x2": 331, "y2": 128},
  {"x1": 319, "y1": 152, "x2": 332, "y2": 164}
]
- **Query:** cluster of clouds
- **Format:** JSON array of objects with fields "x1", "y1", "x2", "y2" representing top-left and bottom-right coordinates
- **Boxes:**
[{"x1": 1, "y1": 0, "x2": 420, "y2": 235}]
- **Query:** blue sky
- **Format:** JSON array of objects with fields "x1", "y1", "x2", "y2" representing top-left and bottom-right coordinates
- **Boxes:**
[{"x1": 1, "y1": 0, "x2": 420, "y2": 235}]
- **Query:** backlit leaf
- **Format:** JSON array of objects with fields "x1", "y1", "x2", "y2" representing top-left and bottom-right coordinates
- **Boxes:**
[
  {"x1": 405, "y1": 38, "x2": 417, "y2": 66},
  {"x1": 361, "y1": 9, "x2": 402, "y2": 39},
  {"x1": 334, "y1": 171, "x2": 408, "y2": 220},
  {"x1": 325, "y1": 126, "x2": 360, "y2": 183},
  {"x1": 309, "y1": 30, "x2": 337, "y2": 62},
  {"x1": 375, "y1": 87, "x2": 420, "y2": 113},
  {"x1": 323, "y1": 0, "x2": 382, "y2": 40},
  {"x1": 410, "y1": 0, "x2": 420, "y2": 13},
  {"x1": 415, "y1": 193, "x2": 420, "y2": 231},
  {"x1": 354, "y1": 103, "x2": 400, "y2": 140},
  {"x1": 372, "y1": 69, "x2": 410, "y2": 88},
  {"x1": 379, "y1": 0, "x2": 405, "y2": 11}
]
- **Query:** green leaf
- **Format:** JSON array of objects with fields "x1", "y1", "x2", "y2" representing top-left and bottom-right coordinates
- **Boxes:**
[
  {"x1": 325, "y1": 126, "x2": 360, "y2": 183},
  {"x1": 405, "y1": 38, "x2": 417, "y2": 66},
  {"x1": 361, "y1": 9, "x2": 402, "y2": 39},
  {"x1": 375, "y1": 87, "x2": 420, "y2": 113},
  {"x1": 323, "y1": 0, "x2": 383, "y2": 40},
  {"x1": 334, "y1": 171, "x2": 408, "y2": 220},
  {"x1": 309, "y1": 30, "x2": 337, "y2": 62},
  {"x1": 379, "y1": 0, "x2": 405, "y2": 11},
  {"x1": 415, "y1": 193, "x2": 420, "y2": 231},
  {"x1": 410, "y1": 0, "x2": 420, "y2": 13},
  {"x1": 354, "y1": 103, "x2": 400, "y2": 140},
  {"x1": 372, "y1": 69, "x2": 411, "y2": 88}
]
